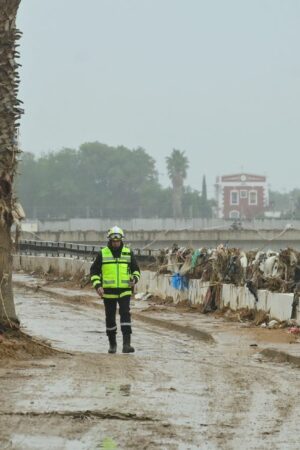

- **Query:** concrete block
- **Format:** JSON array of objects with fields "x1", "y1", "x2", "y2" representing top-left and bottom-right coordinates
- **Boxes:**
[
  {"x1": 265, "y1": 292, "x2": 294, "y2": 322},
  {"x1": 188, "y1": 280, "x2": 210, "y2": 305}
]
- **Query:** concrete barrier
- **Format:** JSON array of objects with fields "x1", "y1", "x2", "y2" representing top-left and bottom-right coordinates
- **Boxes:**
[
  {"x1": 138, "y1": 271, "x2": 189, "y2": 304},
  {"x1": 13, "y1": 254, "x2": 91, "y2": 276},
  {"x1": 220, "y1": 284, "x2": 294, "y2": 322},
  {"x1": 188, "y1": 279, "x2": 211, "y2": 306},
  {"x1": 13, "y1": 255, "x2": 297, "y2": 323}
]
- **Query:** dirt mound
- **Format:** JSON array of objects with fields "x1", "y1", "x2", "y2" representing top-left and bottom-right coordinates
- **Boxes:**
[
  {"x1": 259, "y1": 348, "x2": 300, "y2": 367},
  {"x1": 214, "y1": 307, "x2": 269, "y2": 325},
  {"x1": 0, "y1": 328, "x2": 56, "y2": 361}
]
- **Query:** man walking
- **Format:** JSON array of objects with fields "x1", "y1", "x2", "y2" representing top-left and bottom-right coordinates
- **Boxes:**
[{"x1": 90, "y1": 226, "x2": 140, "y2": 354}]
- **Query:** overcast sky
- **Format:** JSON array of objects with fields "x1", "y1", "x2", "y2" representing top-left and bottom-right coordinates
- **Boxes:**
[{"x1": 17, "y1": 0, "x2": 300, "y2": 196}]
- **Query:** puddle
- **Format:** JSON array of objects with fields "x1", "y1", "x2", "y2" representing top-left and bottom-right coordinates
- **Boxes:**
[
  {"x1": 105, "y1": 384, "x2": 131, "y2": 398},
  {"x1": 12, "y1": 434, "x2": 84, "y2": 450},
  {"x1": 14, "y1": 289, "x2": 103, "y2": 353},
  {"x1": 11, "y1": 433, "x2": 120, "y2": 450}
]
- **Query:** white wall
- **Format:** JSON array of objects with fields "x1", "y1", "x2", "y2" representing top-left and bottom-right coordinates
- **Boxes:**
[{"x1": 22, "y1": 218, "x2": 300, "y2": 232}]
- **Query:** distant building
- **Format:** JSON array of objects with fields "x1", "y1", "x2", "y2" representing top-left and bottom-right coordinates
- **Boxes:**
[{"x1": 215, "y1": 173, "x2": 269, "y2": 220}]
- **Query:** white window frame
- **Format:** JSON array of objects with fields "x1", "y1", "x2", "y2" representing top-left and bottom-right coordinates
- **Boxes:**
[
  {"x1": 240, "y1": 190, "x2": 248, "y2": 198},
  {"x1": 230, "y1": 190, "x2": 239, "y2": 205},
  {"x1": 248, "y1": 190, "x2": 258, "y2": 205},
  {"x1": 229, "y1": 210, "x2": 240, "y2": 219}
]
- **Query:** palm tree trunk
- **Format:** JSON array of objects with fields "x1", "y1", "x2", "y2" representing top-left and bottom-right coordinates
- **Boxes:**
[
  {"x1": 172, "y1": 186, "x2": 183, "y2": 218},
  {"x1": 0, "y1": 228, "x2": 16, "y2": 323},
  {"x1": 172, "y1": 173, "x2": 183, "y2": 218},
  {"x1": 0, "y1": 0, "x2": 22, "y2": 326}
]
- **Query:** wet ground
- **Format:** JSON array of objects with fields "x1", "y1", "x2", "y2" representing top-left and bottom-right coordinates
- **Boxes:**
[{"x1": 1, "y1": 274, "x2": 300, "y2": 449}]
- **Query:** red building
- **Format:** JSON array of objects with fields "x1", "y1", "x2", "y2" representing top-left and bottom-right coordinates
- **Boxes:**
[{"x1": 215, "y1": 173, "x2": 269, "y2": 219}]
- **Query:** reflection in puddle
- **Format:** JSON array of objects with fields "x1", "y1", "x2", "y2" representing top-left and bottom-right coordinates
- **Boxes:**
[
  {"x1": 97, "y1": 436, "x2": 118, "y2": 449},
  {"x1": 12, "y1": 434, "x2": 120, "y2": 450},
  {"x1": 119, "y1": 384, "x2": 131, "y2": 397},
  {"x1": 12, "y1": 434, "x2": 83, "y2": 449},
  {"x1": 105, "y1": 384, "x2": 131, "y2": 397}
]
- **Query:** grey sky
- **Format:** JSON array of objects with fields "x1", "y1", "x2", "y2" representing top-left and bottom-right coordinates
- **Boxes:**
[{"x1": 18, "y1": 0, "x2": 300, "y2": 196}]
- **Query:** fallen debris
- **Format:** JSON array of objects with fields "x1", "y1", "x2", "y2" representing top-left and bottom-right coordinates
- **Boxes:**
[
  {"x1": 134, "y1": 292, "x2": 153, "y2": 301},
  {"x1": 288, "y1": 327, "x2": 300, "y2": 334},
  {"x1": 268, "y1": 320, "x2": 279, "y2": 329}
]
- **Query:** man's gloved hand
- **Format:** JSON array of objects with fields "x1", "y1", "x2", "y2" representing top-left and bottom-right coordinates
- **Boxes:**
[
  {"x1": 129, "y1": 276, "x2": 138, "y2": 287},
  {"x1": 96, "y1": 286, "x2": 104, "y2": 298}
]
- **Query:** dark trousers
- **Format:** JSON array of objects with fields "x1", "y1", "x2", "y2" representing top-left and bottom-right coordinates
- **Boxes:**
[{"x1": 103, "y1": 296, "x2": 132, "y2": 337}]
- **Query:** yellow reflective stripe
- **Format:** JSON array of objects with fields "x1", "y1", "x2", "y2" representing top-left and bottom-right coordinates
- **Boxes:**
[
  {"x1": 91, "y1": 275, "x2": 101, "y2": 287},
  {"x1": 91, "y1": 275, "x2": 100, "y2": 281},
  {"x1": 132, "y1": 271, "x2": 140, "y2": 278},
  {"x1": 103, "y1": 280, "x2": 115, "y2": 284},
  {"x1": 102, "y1": 257, "x2": 130, "y2": 263},
  {"x1": 102, "y1": 257, "x2": 115, "y2": 261},
  {"x1": 103, "y1": 291, "x2": 132, "y2": 299},
  {"x1": 120, "y1": 290, "x2": 132, "y2": 298}
]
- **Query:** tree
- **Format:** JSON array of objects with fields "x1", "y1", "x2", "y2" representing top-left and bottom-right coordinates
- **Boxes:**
[
  {"x1": 294, "y1": 193, "x2": 300, "y2": 219},
  {"x1": 182, "y1": 187, "x2": 214, "y2": 218},
  {"x1": 202, "y1": 175, "x2": 207, "y2": 202},
  {"x1": 199, "y1": 175, "x2": 213, "y2": 218},
  {"x1": 16, "y1": 143, "x2": 165, "y2": 219},
  {"x1": 17, "y1": 143, "x2": 212, "y2": 220},
  {"x1": 77, "y1": 142, "x2": 161, "y2": 218},
  {"x1": 166, "y1": 149, "x2": 189, "y2": 218},
  {"x1": 269, "y1": 190, "x2": 290, "y2": 214},
  {"x1": 0, "y1": 0, "x2": 22, "y2": 326}
]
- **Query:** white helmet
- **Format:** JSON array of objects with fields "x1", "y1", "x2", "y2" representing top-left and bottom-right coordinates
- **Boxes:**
[{"x1": 107, "y1": 225, "x2": 125, "y2": 240}]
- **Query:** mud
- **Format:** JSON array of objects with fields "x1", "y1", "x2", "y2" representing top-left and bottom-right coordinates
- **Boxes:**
[
  {"x1": 130, "y1": 312, "x2": 215, "y2": 343},
  {"x1": 259, "y1": 349, "x2": 300, "y2": 367},
  {"x1": 0, "y1": 274, "x2": 300, "y2": 449},
  {"x1": 0, "y1": 329, "x2": 56, "y2": 361}
]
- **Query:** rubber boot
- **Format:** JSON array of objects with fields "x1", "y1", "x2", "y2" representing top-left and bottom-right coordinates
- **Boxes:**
[
  {"x1": 122, "y1": 334, "x2": 135, "y2": 353},
  {"x1": 108, "y1": 334, "x2": 117, "y2": 354}
]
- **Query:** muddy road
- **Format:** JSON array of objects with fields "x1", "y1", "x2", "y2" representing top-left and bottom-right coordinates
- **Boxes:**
[{"x1": 1, "y1": 275, "x2": 300, "y2": 449}]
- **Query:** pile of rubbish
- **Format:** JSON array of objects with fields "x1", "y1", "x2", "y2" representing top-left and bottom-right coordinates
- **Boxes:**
[{"x1": 156, "y1": 244, "x2": 300, "y2": 294}]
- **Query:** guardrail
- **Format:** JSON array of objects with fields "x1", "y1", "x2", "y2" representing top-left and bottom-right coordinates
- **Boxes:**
[{"x1": 16, "y1": 240, "x2": 159, "y2": 261}]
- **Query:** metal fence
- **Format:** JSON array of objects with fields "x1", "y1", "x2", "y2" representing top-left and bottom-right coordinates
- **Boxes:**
[{"x1": 17, "y1": 240, "x2": 160, "y2": 262}]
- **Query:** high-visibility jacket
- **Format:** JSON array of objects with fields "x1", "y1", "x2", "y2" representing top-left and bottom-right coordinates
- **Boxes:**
[
  {"x1": 90, "y1": 244, "x2": 140, "y2": 299},
  {"x1": 102, "y1": 246, "x2": 131, "y2": 288}
]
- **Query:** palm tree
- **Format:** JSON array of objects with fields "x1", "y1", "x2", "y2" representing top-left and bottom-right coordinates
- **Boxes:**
[
  {"x1": 0, "y1": 0, "x2": 22, "y2": 327},
  {"x1": 166, "y1": 149, "x2": 189, "y2": 218}
]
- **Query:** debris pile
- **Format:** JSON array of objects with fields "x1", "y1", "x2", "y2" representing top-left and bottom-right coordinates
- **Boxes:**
[{"x1": 155, "y1": 245, "x2": 300, "y2": 294}]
